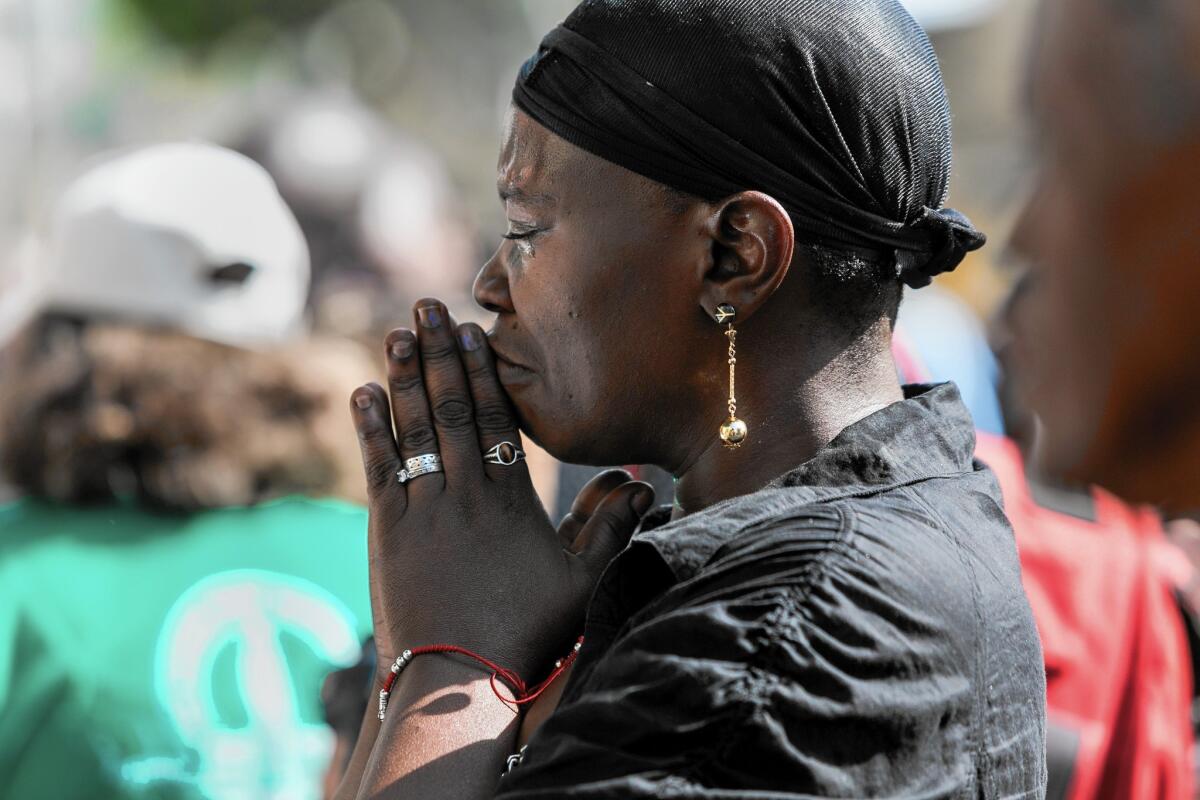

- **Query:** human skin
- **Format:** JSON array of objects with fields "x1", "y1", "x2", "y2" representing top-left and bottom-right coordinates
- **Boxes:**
[
  {"x1": 335, "y1": 107, "x2": 906, "y2": 799},
  {"x1": 1013, "y1": 0, "x2": 1200, "y2": 514}
]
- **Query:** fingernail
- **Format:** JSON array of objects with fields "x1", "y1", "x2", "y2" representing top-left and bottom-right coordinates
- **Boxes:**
[
  {"x1": 458, "y1": 326, "x2": 483, "y2": 352},
  {"x1": 354, "y1": 393, "x2": 372, "y2": 409},
  {"x1": 630, "y1": 486, "x2": 654, "y2": 515},
  {"x1": 389, "y1": 337, "x2": 414, "y2": 361},
  {"x1": 417, "y1": 304, "x2": 442, "y2": 329}
]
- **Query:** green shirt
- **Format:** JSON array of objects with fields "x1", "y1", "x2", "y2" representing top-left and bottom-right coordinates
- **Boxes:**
[{"x1": 0, "y1": 497, "x2": 372, "y2": 800}]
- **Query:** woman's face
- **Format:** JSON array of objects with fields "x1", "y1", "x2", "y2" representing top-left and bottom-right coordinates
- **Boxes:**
[{"x1": 474, "y1": 108, "x2": 715, "y2": 467}]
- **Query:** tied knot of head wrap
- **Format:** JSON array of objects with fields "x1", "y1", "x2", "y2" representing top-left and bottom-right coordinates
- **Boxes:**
[
  {"x1": 513, "y1": 0, "x2": 986, "y2": 290},
  {"x1": 900, "y1": 207, "x2": 988, "y2": 289}
]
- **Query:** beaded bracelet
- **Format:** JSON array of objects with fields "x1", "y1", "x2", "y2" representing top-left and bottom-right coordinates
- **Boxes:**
[{"x1": 378, "y1": 636, "x2": 584, "y2": 720}]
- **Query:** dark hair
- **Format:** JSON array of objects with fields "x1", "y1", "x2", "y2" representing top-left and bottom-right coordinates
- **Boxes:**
[
  {"x1": 798, "y1": 243, "x2": 903, "y2": 333},
  {"x1": 0, "y1": 316, "x2": 359, "y2": 512}
]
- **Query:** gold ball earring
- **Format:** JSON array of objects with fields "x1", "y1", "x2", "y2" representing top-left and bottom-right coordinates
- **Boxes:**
[{"x1": 714, "y1": 303, "x2": 748, "y2": 448}]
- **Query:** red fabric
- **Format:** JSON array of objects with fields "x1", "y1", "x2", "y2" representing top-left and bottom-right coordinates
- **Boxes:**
[{"x1": 976, "y1": 434, "x2": 1194, "y2": 800}]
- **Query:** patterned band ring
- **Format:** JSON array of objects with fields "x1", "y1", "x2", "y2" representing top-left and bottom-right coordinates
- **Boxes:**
[
  {"x1": 397, "y1": 453, "x2": 444, "y2": 484},
  {"x1": 483, "y1": 441, "x2": 527, "y2": 467}
]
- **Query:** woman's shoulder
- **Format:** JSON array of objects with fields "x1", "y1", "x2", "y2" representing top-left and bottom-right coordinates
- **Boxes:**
[
  {"x1": 645, "y1": 487, "x2": 996, "y2": 641},
  {"x1": 662, "y1": 481, "x2": 955, "y2": 577},
  {"x1": 594, "y1": 494, "x2": 988, "y2": 707}
]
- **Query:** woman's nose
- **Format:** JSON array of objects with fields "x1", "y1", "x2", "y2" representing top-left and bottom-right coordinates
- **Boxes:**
[{"x1": 473, "y1": 247, "x2": 514, "y2": 314}]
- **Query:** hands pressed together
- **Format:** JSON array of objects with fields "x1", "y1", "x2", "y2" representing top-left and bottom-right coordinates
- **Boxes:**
[{"x1": 349, "y1": 298, "x2": 655, "y2": 685}]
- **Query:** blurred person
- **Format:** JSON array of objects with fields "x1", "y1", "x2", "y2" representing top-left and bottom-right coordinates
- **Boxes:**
[
  {"x1": 896, "y1": 273, "x2": 1195, "y2": 799},
  {"x1": 334, "y1": 1, "x2": 1046, "y2": 798},
  {"x1": 1016, "y1": 3, "x2": 1200, "y2": 784},
  {"x1": 356, "y1": 146, "x2": 479, "y2": 314},
  {"x1": 0, "y1": 143, "x2": 373, "y2": 800},
  {"x1": 1014, "y1": 0, "x2": 1200, "y2": 515},
  {"x1": 249, "y1": 94, "x2": 482, "y2": 341}
]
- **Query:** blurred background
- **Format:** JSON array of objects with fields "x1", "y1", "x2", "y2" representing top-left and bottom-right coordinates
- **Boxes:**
[
  {"x1": 0, "y1": 0, "x2": 1035, "y2": 337},
  {"x1": 8, "y1": 3, "x2": 1137, "y2": 800}
]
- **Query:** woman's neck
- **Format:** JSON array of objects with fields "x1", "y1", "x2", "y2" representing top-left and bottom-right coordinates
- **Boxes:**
[{"x1": 670, "y1": 341, "x2": 904, "y2": 519}]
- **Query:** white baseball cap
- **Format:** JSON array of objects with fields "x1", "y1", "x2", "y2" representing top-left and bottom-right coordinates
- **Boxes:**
[{"x1": 3, "y1": 142, "x2": 310, "y2": 348}]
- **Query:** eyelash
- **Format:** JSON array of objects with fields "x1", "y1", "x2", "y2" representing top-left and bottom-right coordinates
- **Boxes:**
[{"x1": 503, "y1": 228, "x2": 539, "y2": 257}]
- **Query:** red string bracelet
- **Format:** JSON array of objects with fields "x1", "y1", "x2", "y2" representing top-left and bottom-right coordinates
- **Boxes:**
[{"x1": 377, "y1": 636, "x2": 584, "y2": 719}]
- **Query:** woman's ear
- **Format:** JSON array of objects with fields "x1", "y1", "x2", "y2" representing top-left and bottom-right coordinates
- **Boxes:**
[{"x1": 698, "y1": 191, "x2": 795, "y2": 321}]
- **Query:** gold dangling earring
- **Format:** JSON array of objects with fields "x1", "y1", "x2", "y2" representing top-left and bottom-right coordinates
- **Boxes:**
[{"x1": 714, "y1": 304, "x2": 748, "y2": 448}]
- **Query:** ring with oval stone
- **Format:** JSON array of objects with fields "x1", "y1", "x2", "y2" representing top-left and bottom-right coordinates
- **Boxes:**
[{"x1": 483, "y1": 441, "x2": 527, "y2": 467}]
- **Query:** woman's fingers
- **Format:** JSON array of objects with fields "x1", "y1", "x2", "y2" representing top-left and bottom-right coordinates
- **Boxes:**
[
  {"x1": 559, "y1": 469, "x2": 635, "y2": 547},
  {"x1": 413, "y1": 300, "x2": 483, "y2": 482},
  {"x1": 384, "y1": 327, "x2": 445, "y2": 494},
  {"x1": 457, "y1": 322, "x2": 530, "y2": 484},
  {"x1": 571, "y1": 482, "x2": 655, "y2": 580},
  {"x1": 350, "y1": 382, "x2": 404, "y2": 506}
]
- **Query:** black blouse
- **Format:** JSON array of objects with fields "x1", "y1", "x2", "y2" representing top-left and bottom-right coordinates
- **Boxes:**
[{"x1": 496, "y1": 383, "x2": 1047, "y2": 798}]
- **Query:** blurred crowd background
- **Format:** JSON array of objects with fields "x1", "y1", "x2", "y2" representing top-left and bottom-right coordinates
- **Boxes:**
[
  {"x1": 0, "y1": 0, "x2": 1029, "y2": 340},
  {"x1": 6, "y1": 2, "x2": 1193, "y2": 800},
  {"x1": 0, "y1": 0, "x2": 1045, "y2": 517}
]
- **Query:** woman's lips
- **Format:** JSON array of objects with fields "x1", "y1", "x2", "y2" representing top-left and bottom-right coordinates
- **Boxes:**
[
  {"x1": 496, "y1": 356, "x2": 537, "y2": 385},
  {"x1": 488, "y1": 337, "x2": 538, "y2": 385}
]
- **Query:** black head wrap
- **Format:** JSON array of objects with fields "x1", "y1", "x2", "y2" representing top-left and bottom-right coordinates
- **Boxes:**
[{"x1": 512, "y1": 0, "x2": 985, "y2": 289}]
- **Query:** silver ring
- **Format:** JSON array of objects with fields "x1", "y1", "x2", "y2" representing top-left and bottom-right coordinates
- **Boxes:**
[
  {"x1": 483, "y1": 441, "x2": 526, "y2": 467},
  {"x1": 397, "y1": 453, "x2": 443, "y2": 484}
]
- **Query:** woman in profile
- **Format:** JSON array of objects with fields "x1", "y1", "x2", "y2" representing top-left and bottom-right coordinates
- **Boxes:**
[{"x1": 337, "y1": 0, "x2": 1047, "y2": 797}]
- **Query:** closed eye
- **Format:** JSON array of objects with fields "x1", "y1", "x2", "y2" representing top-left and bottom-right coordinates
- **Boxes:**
[{"x1": 502, "y1": 226, "x2": 542, "y2": 259}]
